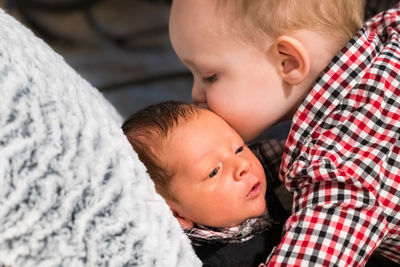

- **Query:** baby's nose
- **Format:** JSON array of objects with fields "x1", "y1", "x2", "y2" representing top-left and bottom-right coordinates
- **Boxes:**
[{"x1": 234, "y1": 159, "x2": 250, "y2": 181}]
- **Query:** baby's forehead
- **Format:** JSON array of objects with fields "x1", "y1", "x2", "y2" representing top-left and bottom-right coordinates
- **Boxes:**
[{"x1": 156, "y1": 112, "x2": 199, "y2": 147}]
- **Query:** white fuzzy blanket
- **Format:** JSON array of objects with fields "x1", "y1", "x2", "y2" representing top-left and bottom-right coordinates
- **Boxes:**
[{"x1": 0, "y1": 9, "x2": 200, "y2": 267}]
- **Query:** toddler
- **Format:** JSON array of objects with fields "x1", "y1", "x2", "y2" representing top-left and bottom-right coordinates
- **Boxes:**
[
  {"x1": 170, "y1": 0, "x2": 400, "y2": 265},
  {"x1": 122, "y1": 101, "x2": 291, "y2": 267}
]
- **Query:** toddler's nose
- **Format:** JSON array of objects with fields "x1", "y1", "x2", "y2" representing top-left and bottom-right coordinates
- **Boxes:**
[{"x1": 191, "y1": 83, "x2": 206, "y2": 104}]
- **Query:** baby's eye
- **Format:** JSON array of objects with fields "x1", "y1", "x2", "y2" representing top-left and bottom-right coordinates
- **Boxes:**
[
  {"x1": 208, "y1": 166, "x2": 220, "y2": 178},
  {"x1": 235, "y1": 145, "x2": 244, "y2": 154},
  {"x1": 203, "y1": 74, "x2": 217, "y2": 83}
]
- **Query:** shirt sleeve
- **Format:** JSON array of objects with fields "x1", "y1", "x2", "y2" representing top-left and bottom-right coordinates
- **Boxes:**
[{"x1": 264, "y1": 179, "x2": 389, "y2": 266}]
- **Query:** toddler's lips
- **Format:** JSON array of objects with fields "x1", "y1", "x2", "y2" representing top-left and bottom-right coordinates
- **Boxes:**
[{"x1": 247, "y1": 181, "x2": 261, "y2": 199}]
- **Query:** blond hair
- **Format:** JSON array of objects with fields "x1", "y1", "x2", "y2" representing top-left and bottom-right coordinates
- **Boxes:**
[{"x1": 217, "y1": 0, "x2": 365, "y2": 47}]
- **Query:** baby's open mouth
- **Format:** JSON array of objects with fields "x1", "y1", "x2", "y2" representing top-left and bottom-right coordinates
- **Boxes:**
[{"x1": 247, "y1": 181, "x2": 261, "y2": 198}]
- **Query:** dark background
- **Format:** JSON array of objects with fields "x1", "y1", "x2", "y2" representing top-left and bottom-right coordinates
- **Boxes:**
[{"x1": 1, "y1": 0, "x2": 191, "y2": 119}]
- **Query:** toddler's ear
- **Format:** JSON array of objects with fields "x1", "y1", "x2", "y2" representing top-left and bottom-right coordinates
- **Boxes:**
[
  {"x1": 166, "y1": 199, "x2": 194, "y2": 229},
  {"x1": 275, "y1": 36, "x2": 310, "y2": 85}
]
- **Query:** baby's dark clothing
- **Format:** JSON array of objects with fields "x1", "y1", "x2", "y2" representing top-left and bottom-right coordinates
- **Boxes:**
[{"x1": 193, "y1": 195, "x2": 285, "y2": 267}]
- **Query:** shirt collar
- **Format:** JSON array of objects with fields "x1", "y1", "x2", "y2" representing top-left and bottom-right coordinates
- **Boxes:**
[{"x1": 184, "y1": 210, "x2": 276, "y2": 246}]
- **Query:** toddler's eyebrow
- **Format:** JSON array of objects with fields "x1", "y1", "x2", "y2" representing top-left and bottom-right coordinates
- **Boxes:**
[{"x1": 182, "y1": 59, "x2": 195, "y2": 66}]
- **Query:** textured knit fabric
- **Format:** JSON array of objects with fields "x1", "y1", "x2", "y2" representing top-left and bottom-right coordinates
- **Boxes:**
[
  {"x1": 0, "y1": 9, "x2": 201, "y2": 267},
  {"x1": 266, "y1": 3, "x2": 400, "y2": 267}
]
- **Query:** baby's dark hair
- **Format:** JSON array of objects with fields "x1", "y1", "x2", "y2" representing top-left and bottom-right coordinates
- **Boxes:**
[{"x1": 122, "y1": 101, "x2": 201, "y2": 200}]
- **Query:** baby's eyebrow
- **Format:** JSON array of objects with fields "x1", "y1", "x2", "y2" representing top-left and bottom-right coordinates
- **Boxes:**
[{"x1": 196, "y1": 149, "x2": 214, "y2": 163}]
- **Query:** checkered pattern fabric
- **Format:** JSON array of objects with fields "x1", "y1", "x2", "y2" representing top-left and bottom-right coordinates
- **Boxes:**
[{"x1": 266, "y1": 3, "x2": 400, "y2": 266}]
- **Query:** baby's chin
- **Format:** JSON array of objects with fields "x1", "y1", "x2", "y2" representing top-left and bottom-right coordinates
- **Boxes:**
[
  {"x1": 218, "y1": 208, "x2": 267, "y2": 228},
  {"x1": 254, "y1": 199, "x2": 267, "y2": 216},
  {"x1": 241, "y1": 200, "x2": 267, "y2": 223},
  {"x1": 208, "y1": 200, "x2": 267, "y2": 228}
]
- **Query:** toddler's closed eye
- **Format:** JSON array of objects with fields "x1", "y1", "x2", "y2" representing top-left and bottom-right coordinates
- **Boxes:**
[{"x1": 203, "y1": 74, "x2": 217, "y2": 83}]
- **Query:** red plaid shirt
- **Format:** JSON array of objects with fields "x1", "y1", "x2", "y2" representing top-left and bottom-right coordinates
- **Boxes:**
[{"x1": 266, "y1": 3, "x2": 400, "y2": 266}]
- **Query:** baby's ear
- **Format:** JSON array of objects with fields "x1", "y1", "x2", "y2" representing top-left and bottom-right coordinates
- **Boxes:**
[
  {"x1": 274, "y1": 35, "x2": 310, "y2": 85},
  {"x1": 166, "y1": 199, "x2": 194, "y2": 229},
  {"x1": 172, "y1": 210, "x2": 194, "y2": 229}
]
